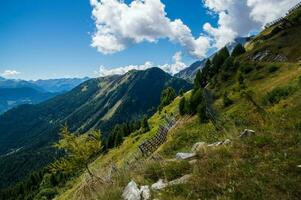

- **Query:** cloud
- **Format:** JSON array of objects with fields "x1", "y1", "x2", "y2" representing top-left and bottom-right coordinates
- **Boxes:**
[
  {"x1": 159, "y1": 52, "x2": 187, "y2": 75},
  {"x1": 203, "y1": 0, "x2": 299, "y2": 48},
  {"x1": 95, "y1": 51, "x2": 187, "y2": 76},
  {"x1": 96, "y1": 61, "x2": 154, "y2": 77},
  {"x1": 1, "y1": 70, "x2": 21, "y2": 77},
  {"x1": 90, "y1": 0, "x2": 210, "y2": 58}
]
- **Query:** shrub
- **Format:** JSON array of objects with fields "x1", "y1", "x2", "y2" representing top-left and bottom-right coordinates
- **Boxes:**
[
  {"x1": 240, "y1": 64, "x2": 253, "y2": 74},
  {"x1": 197, "y1": 101, "x2": 209, "y2": 123},
  {"x1": 232, "y1": 44, "x2": 246, "y2": 57},
  {"x1": 268, "y1": 65, "x2": 280, "y2": 73},
  {"x1": 223, "y1": 93, "x2": 233, "y2": 107},
  {"x1": 159, "y1": 87, "x2": 176, "y2": 112},
  {"x1": 263, "y1": 85, "x2": 296, "y2": 105},
  {"x1": 179, "y1": 97, "x2": 186, "y2": 116}
]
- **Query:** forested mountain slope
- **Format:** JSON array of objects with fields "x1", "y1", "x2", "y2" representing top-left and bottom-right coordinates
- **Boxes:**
[{"x1": 0, "y1": 67, "x2": 191, "y2": 190}]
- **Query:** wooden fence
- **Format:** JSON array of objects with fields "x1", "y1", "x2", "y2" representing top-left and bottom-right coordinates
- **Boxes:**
[
  {"x1": 138, "y1": 117, "x2": 177, "y2": 156},
  {"x1": 264, "y1": 1, "x2": 301, "y2": 29}
]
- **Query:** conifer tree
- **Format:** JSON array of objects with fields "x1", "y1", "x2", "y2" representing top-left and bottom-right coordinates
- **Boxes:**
[
  {"x1": 51, "y1": 126, "x2": 103, "y2": 179},
  {"x1": 232, "y1": 43, "x2": 246, "y2": 57},
  {"x1": 141, "y1": 115, "x2": 150, "y2": 133}
]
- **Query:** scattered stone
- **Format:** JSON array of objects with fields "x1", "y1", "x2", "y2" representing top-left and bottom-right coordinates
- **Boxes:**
[
  {"x1": 207, "y1": 141, "x2": 223, "y2": 147},
  {"x1": 122, "y1": 180, "x2": 141, "y2": 200},
  {"x1": 297, "y1": 165, "x2": 301, "y2": 168},
  {"x1": 188, "y1": 159, "x2": 197, "y2": 165},
  {"x1": 140, "y1": 185, "x2": 151, "y2": 200},
  {"x1": 176, "y1": 152, "x2": 197, "y2": 160},
  {"x1": 191, "y1": 142, "x2": 206, "y2": 152},
  {"x1": 239, "y1": 129, "x2": 255, "y2": 138},
  {"x1": 151, "y1": 179, "x2": 168, "y2": 190},
  {"x1": 169, "y1": 174, "x2": 192, "y2": 186},
  {"x1": 223, "y1": 139, "x2": 231, "y2": 145}
]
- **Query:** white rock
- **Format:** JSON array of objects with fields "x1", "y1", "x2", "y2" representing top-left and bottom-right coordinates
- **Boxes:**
[
  {"x1": 191, "y1": 142, "x2": 207, "y2": 152},
  {"x1": 168, "y1": 174, "x2": 192, "y2": 186},
  {"x1": 151, "y1": 179, "x2": 168, "y2": 190},
  {"x1": 176, "y1": 152, "x2": 197, "y2": 160},
  {"x1": 122, "y1": 180, "x2": 141, "y2": 200},
  {"x1": 140, "y1": 185, "x2": 151, "y2": 200},
  {"x1": 223, "y1": 139, "x2": 231, "y2": 145},
  {"x1": 207, "y1": 141, "x2": 223, "y2": 147},
  {"x1": 239, "y1": 129, "x2": 255, "y2": 138},
  {"x1": 297, "y1": 165, "x2": 301, "y2": 168}
]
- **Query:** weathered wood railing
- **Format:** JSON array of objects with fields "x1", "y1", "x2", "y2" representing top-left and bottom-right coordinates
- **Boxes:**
[
  {"x1": 264, "y1": 1, "x2": 301, "y2": 29},
  {"x1": 138, "y1": 117, "x2": 177, "y2": 156}
]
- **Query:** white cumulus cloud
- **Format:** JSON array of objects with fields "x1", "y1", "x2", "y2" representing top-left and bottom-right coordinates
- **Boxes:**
[
  {"x1": 1, "y1": 70, "x2": 21, "y2": 77},
  {"x1": 203, "y1": 0, "x2": 299, "y2": 49},
  {"x1": 95, "y1": 51, "x2": 187, "y2": 76},
  {"x1": 90, "y1": 0, "x2": 210, "y2": 58}
]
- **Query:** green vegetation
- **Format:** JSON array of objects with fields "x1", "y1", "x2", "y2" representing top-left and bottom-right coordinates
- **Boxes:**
[
  {"x1": 231, "y1": 43, "x2": 246, "y2": 57},
  {"x1": 158, "y1": 87, "x2": 177, "y2": 112},
  {"x1": 52, "y1": 7, "x2": 301, "y2": 199},
  {"x1": 263, "y1": 85, "x2": 296, "y2": 105},
  {"x1": 51, "y1": 127, "x2": 102, "y2": 178},
  {"x1": 0, "y1": 67, "x2": 191, "y2": 190},
  {"x1": 3, "y1": 5, "x2": 301, "y2": 200}
]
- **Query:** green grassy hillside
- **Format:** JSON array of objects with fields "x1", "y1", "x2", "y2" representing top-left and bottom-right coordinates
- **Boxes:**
[{"x1": 53, "y1": 6, "x2": 301, "y2": 200}]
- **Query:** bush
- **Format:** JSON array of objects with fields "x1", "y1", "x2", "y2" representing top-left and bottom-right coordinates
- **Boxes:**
[
  {"x1": 263, "y1": 85, "x2": 296, "y2": 105},
  {"x1": 197, "y1": 101, "x2": 209, "y2": 123},
  {"x1": 223, "y1": 93, "x2": 233, "y2": 107},
  {"x1": 179, "y1": 97, "x2": 186, "y2": 116},
  {"x1": 159, "y1": 87, "x2": 176, "y2": 112},
  {"x1": 232, "y1": 44, "x2": 246, "y2": 57},
  {"x1": 240, "y1": 64, "x2": 253, "y2": 74},
  {"x1": 268, "y1": 65, "x2": 280, "y2": 73}
]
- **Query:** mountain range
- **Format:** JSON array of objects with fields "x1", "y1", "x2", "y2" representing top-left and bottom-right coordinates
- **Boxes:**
[
  {"x1": 0, "y1": 67, "x2": 191, "y2": 189},
  {"x1": 0, "y1": 77, "x2": 89, "y2": 114}
]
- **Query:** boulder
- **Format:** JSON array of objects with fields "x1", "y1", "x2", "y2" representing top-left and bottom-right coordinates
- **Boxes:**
[
  {"x1": 176, "y1": 152, "x2": 197, "y2": 160},
  {"x1": 140, "y1": 186, "x2": 151, "y2": 200},
  {"x1": 239, "y1": 129, "x2": 255, "y2": 138},
  {"x1": 191, "y1": 142, "x2": 206, "y2": 152},
  {"x1": 151, "y1": 179, "x2": 168, "y2": 190},
  {"x1": 122, "y1": 180, "x2": 141, "y2": 200}
]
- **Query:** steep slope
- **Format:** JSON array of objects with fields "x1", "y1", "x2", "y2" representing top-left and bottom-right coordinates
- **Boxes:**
[
  {"x1": 0, "y1": 87, "x2": 57, "y2": 114},
  {"x1": 0, "y1": 67, "x2": 191, "y2": 189},
  {"x1": 175, "y1": 37, "x2": 251, "y2": 81},
  {"x1": 52, "y1": 6, "x2": 301, "y2": 200}
]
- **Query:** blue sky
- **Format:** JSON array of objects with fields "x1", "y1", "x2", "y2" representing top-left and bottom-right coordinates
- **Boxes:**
[
  {"x1": 0, "y1": 0, "x2": 216, "y2": 80},
  {"x1": 0, "y1": 0, "x2": 296, "y2": 80}
]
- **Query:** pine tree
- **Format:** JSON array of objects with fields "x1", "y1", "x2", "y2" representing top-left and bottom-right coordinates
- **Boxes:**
[
  {"x1": 141, "y1": 115, "x2": 150, "y2": 133},
  {"x1": 51, "y1": 126, "x2": 103, "y2": 179},
  {"x1": 179, "y1": 97, "x2": 186, "y2": 116},
  {"x1": 158, "y1": 87, "x2": 176, "y2": 111},
  {"x1": 194, "y1": 70, "x2": 202, "y2": 90},
  {"x1": 232, "y1": 43, "x2": 246, "y2": 57}
]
